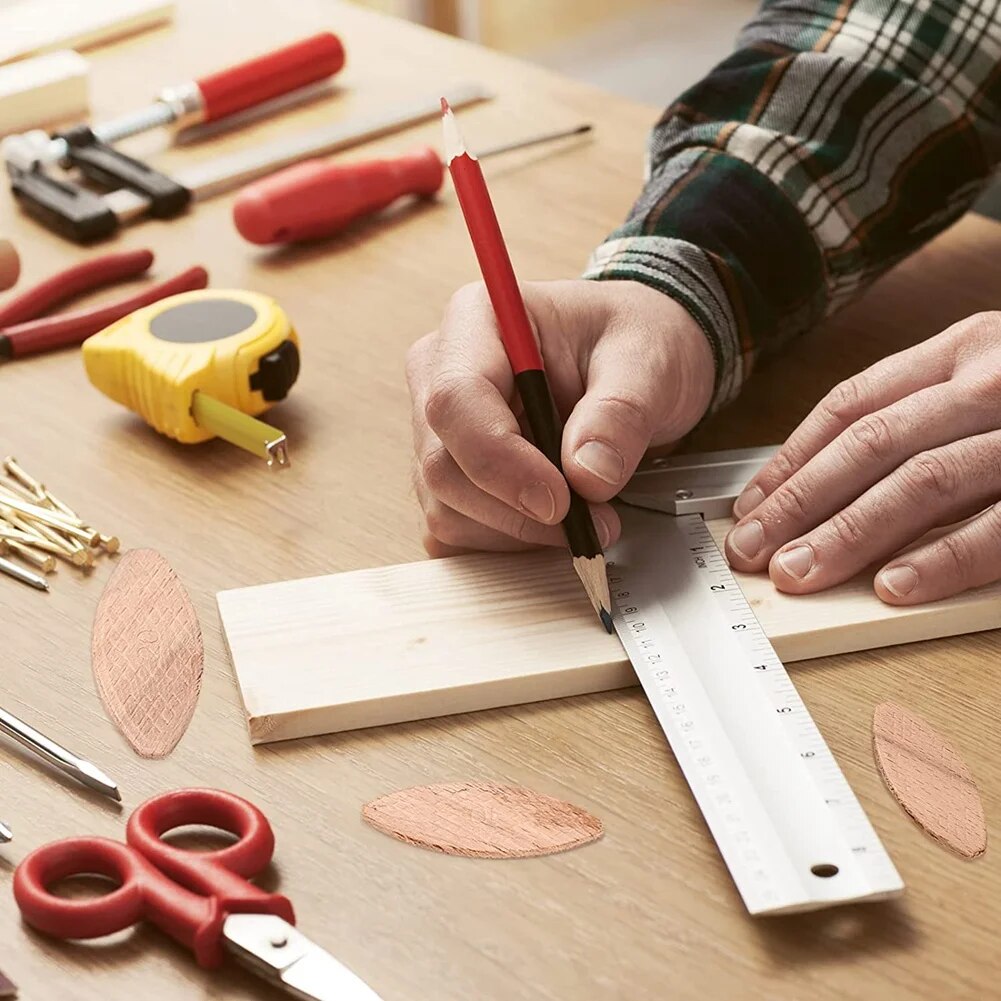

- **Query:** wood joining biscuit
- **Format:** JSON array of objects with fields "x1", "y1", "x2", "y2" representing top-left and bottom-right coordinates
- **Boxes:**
[
  {"x1": 362, "y1": 781, "x2": 604, "y2": 859},
  {"x1": 92, "y1": 548, "x2": 203, "y2": 758},
  {"x1": 872, "y1": 702, "x2": 986, "y2": 859}
]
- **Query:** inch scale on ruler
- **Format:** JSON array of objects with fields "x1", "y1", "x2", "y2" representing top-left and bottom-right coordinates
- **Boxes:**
[{"x1": 608, "y1": 502, "x2": 903, "y2": 915}]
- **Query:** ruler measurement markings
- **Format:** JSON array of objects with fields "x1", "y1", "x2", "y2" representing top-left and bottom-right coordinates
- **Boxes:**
[
  {"x1": 612, "y1": 585, "x2": 790, "y2": 910},
  {"x1": 609, "y1": 508, "x2": 903, "y2": 913}
]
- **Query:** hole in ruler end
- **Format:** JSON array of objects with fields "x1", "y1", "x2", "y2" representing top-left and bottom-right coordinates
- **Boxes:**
[{"x1": 810, "y1": 863, "x2": 840, "y2": 878}]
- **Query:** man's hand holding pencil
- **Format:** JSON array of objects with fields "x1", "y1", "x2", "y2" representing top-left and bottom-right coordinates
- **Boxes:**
[{"x1": 407, "y1": 277, "x2": 714, "y2": 556}]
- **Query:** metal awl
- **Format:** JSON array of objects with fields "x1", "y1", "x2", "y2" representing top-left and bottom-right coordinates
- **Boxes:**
[{"x1": 0, "y1": 706, "x2": 120, "y2": 801}]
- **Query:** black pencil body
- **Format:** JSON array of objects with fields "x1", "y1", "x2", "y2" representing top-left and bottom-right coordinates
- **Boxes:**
[{"x1": 514, "y1": 369, "x2": 602, "y2": 558}]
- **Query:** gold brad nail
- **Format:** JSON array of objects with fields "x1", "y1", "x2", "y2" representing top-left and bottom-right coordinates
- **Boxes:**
[
  {"x1": 97, "y1": 534, "x2": 120, "y2": 554},
  {"x1": 58, "y1": 522, "x2": 100, "y2": 547},
  {"x1": 3, "y1": 457, "x2": 45, "y2": 499},
  {"x1": 0, "y1": 498, "x2": 81, "y2": 531},
  {"x1": 9, "y1": 512, "x2": 62, "y2": 544},
  {"x1": 0, "y1": 480, "x2": 42, "y2": 505},
  {"x1": 7, "y1": 541, "x2": 56, "y2": 573},
  {"x1": 0, "y1": 525, "x2": 43, "y2": 546},
  {"x1": 2, "y1": 529, "x2": 66, "y2": 558},
  {"x1": 42, "y1": 489, "x2": 78, "y2": 520},
  {"x1": 49, "y1": 540, "x2": 89, "y2": 567},
  {"x1": 28, "y1": 522, "x2": 78, "y2": 555},
  {"x1": 6, "y1": 512, "x2": 49, "y2": 542}
]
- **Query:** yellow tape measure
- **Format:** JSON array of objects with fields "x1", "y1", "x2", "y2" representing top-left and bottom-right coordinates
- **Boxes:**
[{"x1": 82, "y1": 289, "x2": 299, "y2": 466}]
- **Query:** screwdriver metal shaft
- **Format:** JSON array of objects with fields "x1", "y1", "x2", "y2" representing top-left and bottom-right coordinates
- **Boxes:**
[
  {"x1": 0, "y1": 706, "x2": 120, "y2": 801},
  {"x1": 0, "y1": 555, "x2": 48, "y2": 590},
  {"x1": 0, "y1": 818, "x2": 11, "y2": 843}
]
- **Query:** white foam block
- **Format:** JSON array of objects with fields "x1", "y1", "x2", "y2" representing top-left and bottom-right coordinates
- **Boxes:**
[
  {"x1": 0, "y1": 0, "x2": 174, "y2": 66},
  {"x1": 0, "y1": 50, "x2": 89, "y2": 135}
]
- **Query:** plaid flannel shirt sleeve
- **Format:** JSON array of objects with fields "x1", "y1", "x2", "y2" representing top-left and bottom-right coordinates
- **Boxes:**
[{"x1": 584, "y1": 0, "x2": 1001, "y2": 413}]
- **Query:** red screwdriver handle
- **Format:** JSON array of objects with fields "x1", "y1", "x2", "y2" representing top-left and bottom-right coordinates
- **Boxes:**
[
  {"x1": 196, "y1": 32, "x2": 345, "y2": 123},
  {"x1": 233, "y1": 145, "x2": 444, "y2": 244}
]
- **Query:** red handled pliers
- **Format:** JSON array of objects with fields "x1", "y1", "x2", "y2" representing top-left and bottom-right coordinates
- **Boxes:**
[{"x1": 0, "y1": 249, "x2": 208, "y2": 362}]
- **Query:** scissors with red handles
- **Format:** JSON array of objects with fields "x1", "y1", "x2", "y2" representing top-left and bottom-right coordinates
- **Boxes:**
[{"x1": 13, "y1": 788, "x2": 384, "y2": 1000}]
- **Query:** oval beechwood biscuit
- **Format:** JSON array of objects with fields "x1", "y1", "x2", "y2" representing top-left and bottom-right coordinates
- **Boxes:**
[
  {"x1": 92, "y1": 548, "x2": 203, "y2": 758},
  {"x1": 873, "y1": 702, "x2": 986, "y2": 859},
  {"x1": 362, "y1": 781, "x2": 603, "y2": 858}
]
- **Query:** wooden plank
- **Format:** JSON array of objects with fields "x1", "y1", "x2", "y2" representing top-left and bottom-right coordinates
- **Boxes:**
[
  {"x1": 0, "y1": 51, "x2": 89, "y2": 135},
  {"x1": 0, "y1": 0, "x2": 173, "y2": 65},
  {"x1": 217, "y1": 515, "x2": 1001, "y2": 743}
]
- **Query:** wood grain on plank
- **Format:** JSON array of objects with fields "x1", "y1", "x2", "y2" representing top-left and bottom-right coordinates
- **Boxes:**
[
  {"x1": 363, "y1": 782, "x2": 603, "y2": 858},
  {"x1": 218, "y1": 517, "x2": 1001, "y2": 743},
  {"x1": 873, "y1": 702, "x2": 987, "y2": 859}
]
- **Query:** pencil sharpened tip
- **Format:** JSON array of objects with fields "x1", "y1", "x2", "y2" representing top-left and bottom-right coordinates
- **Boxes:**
[
  {"x1": 440, "y1": 96, "x2": 450, "y2": 116},
  {"x1": 600, "y1": 608, "x2": 614, "y2": 633}
]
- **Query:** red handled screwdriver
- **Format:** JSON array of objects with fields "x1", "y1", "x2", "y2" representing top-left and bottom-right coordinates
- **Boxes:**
[
  {"x1": 232, "y1": 123, "x2": 591, "y2": 245},
  {"x1": 21, "y1": 33, "x2": 346, "y2": 167}
]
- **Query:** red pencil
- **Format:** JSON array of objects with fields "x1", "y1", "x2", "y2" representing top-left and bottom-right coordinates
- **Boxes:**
[{"x1": 440, "y1": 98, "x2": 612, "y2": 632}]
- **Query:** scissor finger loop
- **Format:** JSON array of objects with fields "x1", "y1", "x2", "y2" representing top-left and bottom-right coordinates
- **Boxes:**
[
  {"x1": 128, "y1": 787, "x2": 276, "y2": 881},
  {"x1": 14, "y1": 837, "x2": 149, "y2": 940}
]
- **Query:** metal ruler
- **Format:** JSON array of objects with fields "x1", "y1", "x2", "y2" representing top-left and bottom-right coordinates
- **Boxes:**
[{"x1": 609, "y1": 453, "x2": 903, "y2": 915}]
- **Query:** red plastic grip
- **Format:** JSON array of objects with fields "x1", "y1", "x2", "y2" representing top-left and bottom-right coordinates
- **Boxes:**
[
  {"x1": 14, "y1": 837, "x2": 212, "y2": 947},
  {"x1": 6, "y1": 265, "x2": 208, "y2": 357},
  {"x1": 0, "y1": 248, "x2": 153, "y2": 329},
  {"x1": 127, "y1": 788, "x2": 295, "y2": 968},
  {"x1": 233, "y1": 145, "x2": 444, "y2": 244},
  {"x1": 196, "y1": 32, "x2": 345, "y2": 123},
  {"x1": 13, "y1": 789, "x2": 295, "y2": 971}
]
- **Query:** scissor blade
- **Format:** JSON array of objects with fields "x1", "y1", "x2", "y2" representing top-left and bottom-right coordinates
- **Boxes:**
[
  {"x1": 280, "y1": 943, "x2": 386, "y2": 1001},
  {"x1": 223, "y1": 913, "x2": 384, "y2": 1001}
]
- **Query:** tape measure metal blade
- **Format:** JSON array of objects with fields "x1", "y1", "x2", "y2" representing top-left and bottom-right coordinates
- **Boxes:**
[{"x1": 608, "y1": 506, "x2": 904, "y2": 915}]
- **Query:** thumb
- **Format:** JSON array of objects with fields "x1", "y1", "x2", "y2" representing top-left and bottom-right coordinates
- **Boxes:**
[{"x1": 561, "y1": 329, "x2": 673, "y2": 501}]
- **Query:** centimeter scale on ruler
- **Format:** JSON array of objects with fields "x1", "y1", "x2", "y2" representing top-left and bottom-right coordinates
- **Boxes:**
[{"x1": 608, "y1": 503, "x2": 904, "y2": 915}]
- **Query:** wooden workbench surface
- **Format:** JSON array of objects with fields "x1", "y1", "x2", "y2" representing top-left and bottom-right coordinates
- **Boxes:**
[{"x1": 2, "y1": 2, "x2": 999, "y2": 998}]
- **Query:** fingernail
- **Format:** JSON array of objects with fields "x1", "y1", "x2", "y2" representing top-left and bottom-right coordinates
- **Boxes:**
[
  {"x1": 574, "y1": 439, "x2": 625, "y2": 485},
  {"x1": 777, "y1": 545, "x2": 813, "y2": 580},
  {"x1": 594, "y1": 512, "x2": 612, "y2": 549},
  {"x1": 879, "y1": 564, "x2": 918, "y2": 597},
  {"x1": 518, "y1": 482, "x2": 556, "y2": 523},
  {"x1": 728, "y1": 520, "x2": 763, "y2": 560},
  {"x1": 733, "y1": 485, "x2": 764, "y2": 519}
]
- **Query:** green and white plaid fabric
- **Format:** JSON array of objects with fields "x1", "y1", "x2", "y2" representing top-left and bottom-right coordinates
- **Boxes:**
[{"x1": 585, "y1": 0, "x2": 1001, "y2": 412}]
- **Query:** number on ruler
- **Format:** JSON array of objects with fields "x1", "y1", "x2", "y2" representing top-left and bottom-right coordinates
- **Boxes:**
[
  {"x1": 710, "y1": 584, "x2": 726, "y2": 591},
  {"x1": 732, "y1": 623, "x2": 747, "y2": 631}
]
